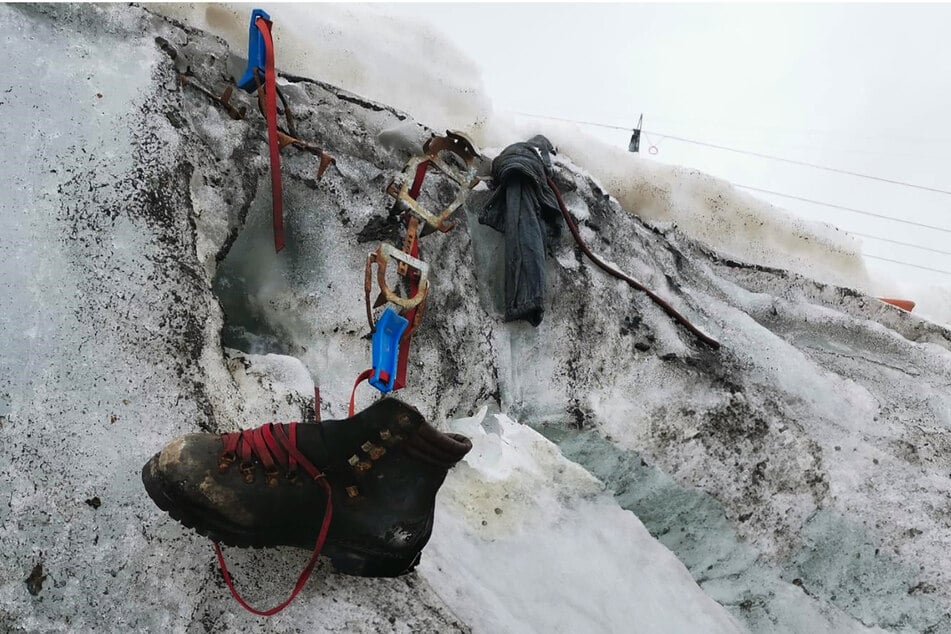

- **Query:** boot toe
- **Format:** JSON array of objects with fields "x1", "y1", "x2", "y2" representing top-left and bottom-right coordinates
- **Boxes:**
[
  {"x1": 143, "y1": 434, "x2": 216, "y2": 493},
  {"x1": 142, "y1": 433, "x2": 241, "y2": 525}
]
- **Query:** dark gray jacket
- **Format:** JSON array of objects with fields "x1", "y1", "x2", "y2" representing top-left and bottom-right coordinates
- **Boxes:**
[{"x1": 479, "y1": 136, "x2": 562, "y2": 326}]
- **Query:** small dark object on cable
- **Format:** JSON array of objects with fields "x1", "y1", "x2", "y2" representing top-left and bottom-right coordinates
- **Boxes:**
[
  {"x1": 629, "y1": 114, "x2": 643, "y2": 153},
  {"x1": 479, "y1": 135, "x2": 562, "y2": 326}
]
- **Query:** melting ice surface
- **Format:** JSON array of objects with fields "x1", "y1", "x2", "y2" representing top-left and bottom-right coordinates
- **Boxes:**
[
  {"x1": 421, "y1": 407, "x2": 744, "y2": 634},
  {"x1": 155, "y1": 3, "x2": 951, "y2": 630},
  {"x1": 154, "y1": 2, "x2": 951, "y2": 330},
  {"x1": 5, "y1": 4, "x2": 951, "y2": 632}
]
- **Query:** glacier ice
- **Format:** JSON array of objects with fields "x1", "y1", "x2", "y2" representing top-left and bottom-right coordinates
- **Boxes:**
[{"x1": 4, "y1": 4, "x2": 951, "y2": 634}]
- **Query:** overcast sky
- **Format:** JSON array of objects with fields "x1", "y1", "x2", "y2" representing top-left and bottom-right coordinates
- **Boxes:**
[{"x1": 383, "y1": 3, "x2": 951, "y2": 288}]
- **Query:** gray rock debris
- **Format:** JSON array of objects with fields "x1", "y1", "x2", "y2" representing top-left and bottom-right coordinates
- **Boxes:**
[
  {"x1": 5, "y1": 3, "x2": 951, "y2": 633},
  {"x1": 0, "y1": 4, "x2": 466, "y2": 632}
]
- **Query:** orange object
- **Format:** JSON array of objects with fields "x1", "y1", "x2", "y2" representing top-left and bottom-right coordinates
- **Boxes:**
[{"x1": 878, "y1": 298, "x2": 916, "y2": 312}]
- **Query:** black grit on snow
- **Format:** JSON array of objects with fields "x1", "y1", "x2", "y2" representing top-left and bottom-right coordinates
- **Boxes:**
[{"x1": 4, "y1": 3, "x2": 951, "y2": 633}]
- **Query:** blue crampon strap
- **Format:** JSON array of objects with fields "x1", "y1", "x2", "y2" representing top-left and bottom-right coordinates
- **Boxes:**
[
  {"x1": 237, "y1": 9, "x2": 271, "y2": 92},
  {"x1": 369, "y1": 308, "x2": 409, "y2": 393}
]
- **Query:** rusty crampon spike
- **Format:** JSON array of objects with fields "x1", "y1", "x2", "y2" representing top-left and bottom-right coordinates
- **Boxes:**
[
  {"x1": 218, "y1": 85, "x2": 247, "y2": 120},
  {"x1": 251, "y1": 68, "x2": 336, "y2": 168},
  {"x1": 180, "y1": 75, "x2": 246, "y2": 120},
  {"x1": 316, "y1": 152, "x2": 335, "y2": 181},
  {"x1": 275, "y1": 84, "x2": 297, "y2": 138}
]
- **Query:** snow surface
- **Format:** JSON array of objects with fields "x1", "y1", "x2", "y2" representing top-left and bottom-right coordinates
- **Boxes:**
[
  {"x1": 0, "y1": 5, "x2": 465, "y2": 632},
  {"x1": 151, "y1": 3, "x2": 876, "y2": 297},
  {"x1": 422, "y1": 407, "x2": 743, "y2": 634},
  {"x1": 151, "y1": 4, "x2": 951, "y2": 331},
  {"x1": 6, "y1": 4, "x2": 951, "y2": 634}
]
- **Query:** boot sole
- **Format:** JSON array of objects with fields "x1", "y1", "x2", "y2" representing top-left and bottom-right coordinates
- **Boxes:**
[{"x1": 142, "y1": 458, "x2": 422, "y2": 577}]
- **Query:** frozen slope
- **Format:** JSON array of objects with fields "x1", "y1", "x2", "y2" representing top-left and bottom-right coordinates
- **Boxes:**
[
  {"x1": 4, "y1": 4, "x2": 951, "y2": 633},
  {"x1": 0, "y1": 5, "x2": 465, "y2": 632},
  {"x1": 0, "y1": 5, "x2": 738, "y2": 632},
  {"x1": 153, "y1": 2, "x2": 873, "y2": 296},
  {"x1": 423, "y1": 409, "x2": 742, "y2": 634}
]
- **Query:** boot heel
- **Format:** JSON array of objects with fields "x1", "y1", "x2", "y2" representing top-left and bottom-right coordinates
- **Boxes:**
[{"x1": 326, "y1": 545, "x2": 421, "y2": 578}]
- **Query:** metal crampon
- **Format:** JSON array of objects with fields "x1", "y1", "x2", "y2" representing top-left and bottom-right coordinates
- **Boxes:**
[
  {"x1": 386, "y1": 130, "x2": 482, "y2": 235},
  {"x1": 360, "y1": 131, "x2": 484, "y2": 394}
]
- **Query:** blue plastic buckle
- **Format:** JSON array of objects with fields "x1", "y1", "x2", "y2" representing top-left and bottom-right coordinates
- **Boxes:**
[
  {"x1": 237, "y1": 9, "x2": 271, "y2": 92},
  {"x1": 369, "y1": 307, "x2": 409, "y2": 393}
]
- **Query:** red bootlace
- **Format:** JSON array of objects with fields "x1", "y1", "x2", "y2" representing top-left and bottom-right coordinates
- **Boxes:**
[{"x1": 214, "y1": 422, "x2": 333, "y2": 616}]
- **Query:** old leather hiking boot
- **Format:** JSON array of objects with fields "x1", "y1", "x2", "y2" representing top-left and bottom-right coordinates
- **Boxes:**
[{"x1": 142, "y1": 398, "x2": 470, "y2": 596}]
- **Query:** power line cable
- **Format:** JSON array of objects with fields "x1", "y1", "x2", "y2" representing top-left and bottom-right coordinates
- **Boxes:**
[
  {"x1": 739, "y1": 185, "x2": 951, "y2": 254},
  {"x1": 734, "y1": 186, "x2": 951, "y2": 264},
  {"x1": 650, "y1": 132, "x2": 951, "y2": 195},
  {"x1": 506, "y1": 110, "x2": 951, "y2": 148},
  {"x1": 509, "y1": 111, "x2": 951, "y2": 195},
  {"x1": 508, "y1": 110, "x2": 632, "y2": 132},
  {"x1": 506, "y1": 111, "x2": 951, "y2": 275},
  {"x1": 605, "y1": 111, "x2": 951, "y2": 146},
  {"x1": 864, "y1": 254, "x2": 951, "y2": 276},
  {"x1": 850, "y1": 231, "x2": 951, "y2": 258},
  {"x1": 735, "y1": 184, "x2": 951, "y2": 235},
  {"x1": 510, "y1": 109, "x2": 951, "y2": 151},
  {"x1": 730, "y1": 185, "x2": 951, "y2": 274}
]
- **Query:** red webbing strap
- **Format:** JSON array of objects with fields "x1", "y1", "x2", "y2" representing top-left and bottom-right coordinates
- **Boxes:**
[
  {"x1": 393, "y1": 161, "x2": 430, "y2": 390},
  {"x1": 349, "y1": 369, "x2": 375, "y2": 417},
  {"x1": 408, "y1": 161, "x2": 430, "y2": 200},
  {"x1": 213, "y1": 477, "x2": 332, "y2": 617},
  {"x1": 255, "y1": 16, "x2": 285, "y2": 253},
  {"x1": 393, "y1": 234, "x2": 421, "y2": 390},
  {"x1": 546, "y1": 176, "x2": 721, "y2": 349}
]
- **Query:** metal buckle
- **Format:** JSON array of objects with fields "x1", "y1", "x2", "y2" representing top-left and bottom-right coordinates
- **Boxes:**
[
  {"x1": 218, "y1": 451, "x2": 236, "y2": 472},
  {"x1": 239, "y1": 462, "x2": 255, "y2": 484}
]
